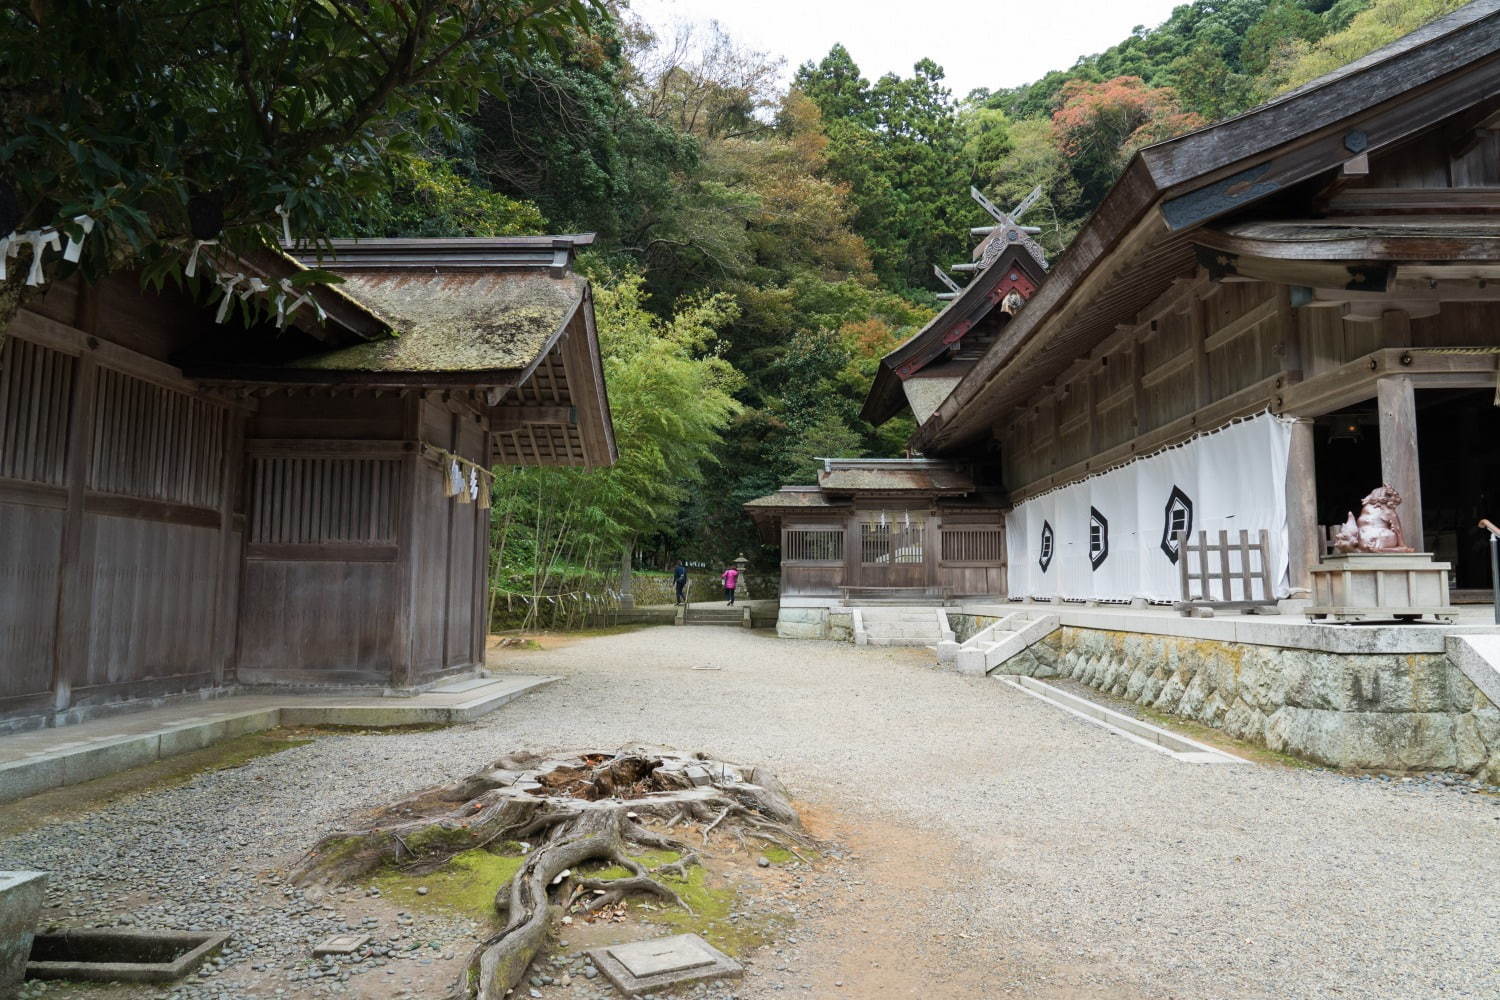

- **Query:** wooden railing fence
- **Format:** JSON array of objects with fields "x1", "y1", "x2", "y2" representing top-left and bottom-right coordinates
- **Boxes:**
[{"x1": 1175, "y1": 528, "x2": 1274, "y2": 605}]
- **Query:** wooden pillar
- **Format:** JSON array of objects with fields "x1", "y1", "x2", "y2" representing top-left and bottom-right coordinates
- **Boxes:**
[
  {"x1": 51, "y1": 352, "x2": 98, "y2": 713},
  {"x1": 1284, "y1": 418, "x2": 1318, "y2": 595},
  {"x1": 392, "y1": 393, "x2": 422, "y2": 688},
  {"x1": 472, "y1": 423, "x2": 492, "y2": 667},
  {"x1": 211, "y1": 410, "x2": 244, "y2": 686},
  {"x1": 1377, "y1": 375, "x2": 1424, "y2": 551},
  {"x1": 926, "y1": 509, "x2": 941, "y2": 593},
  {"x1": 441, "y1": 410, "x2": 460, "y2": 669}
]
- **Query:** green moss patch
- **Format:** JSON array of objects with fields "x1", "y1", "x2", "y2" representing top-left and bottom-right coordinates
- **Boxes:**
[
  {"x1": 648, "y1": 860, "x2": 790, "y2": 956},
  {"x1": 579, "y1": 850, "x2": 790, "y2": 956},
  {"x1": 370, "y1": 848, "x2": 525, "y2": 923}
]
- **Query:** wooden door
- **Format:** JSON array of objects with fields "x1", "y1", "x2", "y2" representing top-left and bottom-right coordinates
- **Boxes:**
[{"x1": 857, "y1": 512, "x2": 927, "y2": 589}]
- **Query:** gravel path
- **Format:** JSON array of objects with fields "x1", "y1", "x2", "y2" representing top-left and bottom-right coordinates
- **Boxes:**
[{"x1": 4, "y1": 626, "x2": 1499, "y2": 1000}]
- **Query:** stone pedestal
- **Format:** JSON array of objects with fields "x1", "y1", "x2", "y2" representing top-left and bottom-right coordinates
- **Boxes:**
[
  {"x1": 1306, "y1": 552, "x2": 1454, "y2": 622},
  {"x1": 1, "y1": 871, "x2": 48, "y2": 994}
]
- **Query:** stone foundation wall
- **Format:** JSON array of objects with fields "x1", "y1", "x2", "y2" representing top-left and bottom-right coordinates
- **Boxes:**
[
  {"x1": 775, "y1": 607, "x2": 853, "y2": 642},
  {"x1": 1001, "y1": 627, "x2": 1500, "y2": 781}
]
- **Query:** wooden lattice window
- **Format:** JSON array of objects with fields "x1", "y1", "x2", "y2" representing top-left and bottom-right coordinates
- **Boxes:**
[
  {"x1": 249, "y1": 456, "x2": 401, "y2": 544},
  {"x1": 0, "y1": 337, "x2": 76, "y2": 485},
  {"x1": 89, "y1": 368, "x2": 225, "y2": 507},
  {"x1": 783, "y1": 528, "x2": 844, "y2": 563},
  {"x1": 941, "y1": 527, "x2": 1003, "y2": 564}
]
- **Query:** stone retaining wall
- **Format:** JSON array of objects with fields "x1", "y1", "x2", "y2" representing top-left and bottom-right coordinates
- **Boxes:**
[
  {"x1": 776, "y1": 607, "x2": 852, "y2": 642},
  {"x1": 995, "y1": 625, "x2": 1500, "y2": 781}
]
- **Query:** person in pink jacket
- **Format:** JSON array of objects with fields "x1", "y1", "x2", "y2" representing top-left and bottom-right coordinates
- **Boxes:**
[{"x1": 720, "y1": 565, "x2": 739, "y2": 606}]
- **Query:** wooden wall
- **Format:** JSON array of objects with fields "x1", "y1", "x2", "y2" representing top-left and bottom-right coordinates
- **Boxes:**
[
  {"x1": 777, "y1": 506, "x2": 1005, "y2": 599},
  {"x1": 1, "y1": 300, "x2": 242, "y2": 726},
  {"x1": 236, "y1": 394, "x2": 491, "y2": 688},
  {"x1": 2, "y1": 278, "x2": 498, "y2": 724}
]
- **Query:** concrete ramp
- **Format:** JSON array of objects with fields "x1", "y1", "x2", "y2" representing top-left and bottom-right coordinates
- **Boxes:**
[{"x1": 1446, "y1": 634, "x2": 1500, "y2": 710}]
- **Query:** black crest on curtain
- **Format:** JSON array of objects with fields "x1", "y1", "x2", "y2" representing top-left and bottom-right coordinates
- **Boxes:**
[
  {"x1": 1160, "y1": 486, "x2": 1194, "y2": 564},
  {"x1": 1089, "y1": 507, "x2": 1109, "y2": 570}
]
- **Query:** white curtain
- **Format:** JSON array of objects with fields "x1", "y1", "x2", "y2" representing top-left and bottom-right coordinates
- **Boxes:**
[{"x1": 1005, "y1": 412, "x2": 1294, "y2": 602}]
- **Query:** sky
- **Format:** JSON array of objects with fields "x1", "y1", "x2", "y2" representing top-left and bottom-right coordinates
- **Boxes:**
[{"x1": 626, "y1": 0, "x2": 1187, "y2": 100}]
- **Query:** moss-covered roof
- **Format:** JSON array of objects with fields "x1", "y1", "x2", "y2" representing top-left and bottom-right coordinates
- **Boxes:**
[
  {"x1": 743, "y1": 489, "x2": 843, "y2": 509},
  {"x1": 817, "y1": 465, "x2": 974, "y2": 494},
  {"x1": 291, "y1": 270, "x2": 584, "y2": 373}
]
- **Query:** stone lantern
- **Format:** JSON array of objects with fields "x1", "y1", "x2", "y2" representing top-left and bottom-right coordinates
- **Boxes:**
[{"x1": 733, "y1": 553, "x2": 750, "y2": 601}]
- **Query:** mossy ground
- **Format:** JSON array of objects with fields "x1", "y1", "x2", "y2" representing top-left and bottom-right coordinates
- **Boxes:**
[
  {"x1": 580, "y1": 849, "x2": 793, "y2": 956},
  {"x1": 370, "y1": 845, "x2": 527, "y2": 924}
]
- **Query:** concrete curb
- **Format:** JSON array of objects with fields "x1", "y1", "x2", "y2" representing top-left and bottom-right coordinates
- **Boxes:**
[{"x1": 0, "y1": 677, "x2": 557, "y2": 806}]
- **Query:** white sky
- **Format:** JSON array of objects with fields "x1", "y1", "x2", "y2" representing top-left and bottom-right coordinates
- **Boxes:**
[{"x1": 626, "y1": 0, "x2": 1186, "y2": 100}]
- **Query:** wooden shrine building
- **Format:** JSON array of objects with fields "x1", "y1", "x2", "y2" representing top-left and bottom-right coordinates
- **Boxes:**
[
  {"x1": 864, "y1": 0, "x2": 1500, "y2": 608},
  {"x1": 0, "y1": 236, "x2": 614, "y2": 729},
  {"x1": 745, "y1": 459, "x2": 1006, "y2": 604}
]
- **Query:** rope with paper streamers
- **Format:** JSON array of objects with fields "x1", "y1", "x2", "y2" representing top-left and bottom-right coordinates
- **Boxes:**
[
  {"x1": 1, "y1": 216, "x2": 91, "y2": 286},
  {"x1": 421, "y1": 442, "x2": 494, "y2": 508},
  {"x1": 0, "y1": 208, "x2": 327, "y2": 335}
]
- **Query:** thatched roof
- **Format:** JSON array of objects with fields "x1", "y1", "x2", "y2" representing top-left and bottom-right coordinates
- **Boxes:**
[{"x1": 291, "y1": 270, "x2": 585, "y2": 374}]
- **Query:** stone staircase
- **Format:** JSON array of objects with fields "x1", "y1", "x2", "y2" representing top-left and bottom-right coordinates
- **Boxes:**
[
  {"x1": 684, "y1": 605, "x2": 747, "y2": 627},
  {"x1": 853, "y1": 606, "x2": 954, "y2": 647},
  {"x1": 942, "y1": 610, "x2": 1060, "y2": 676}
]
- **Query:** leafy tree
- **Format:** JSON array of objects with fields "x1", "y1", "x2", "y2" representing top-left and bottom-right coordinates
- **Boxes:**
[
  {"x1": 797, "y1": 51, "x2": 976, "y2": 290},
  {"x1": 1264, "y1": 0, "x2": 1467, "y2": 93},
  {"x1": 351, "y1": 157, "x2": 545, "y2": 238},
  {"x1": 1241, "y1": 0, "x2": 1327, "y2": 74},
  {"x1": 784, "y1": 410, "x2": 866, "y2": 484},
  {"x1": 1169, "y1": 44, "x2": 1254, "y2": 123},
  {"x1": 1051, "y1": 76, "x2": 1204, "y2": 208},
  {"x1": 0, "y1": 0, "x2": 600, "y2": 328}
]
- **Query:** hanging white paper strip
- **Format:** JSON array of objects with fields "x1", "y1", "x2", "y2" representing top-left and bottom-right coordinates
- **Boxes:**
[
  {"x1": 24, "y1": 229, "x2": 60, "y2": 285},
  {"x1": 0, "y1": 233, "x2": 18, "y2": 282},
  {"x1": 184, "y1": 238, "x2": 216, "y2": 277},
  {"x1": 61, "y1": 216, "x2": 94, "y2": 264}
]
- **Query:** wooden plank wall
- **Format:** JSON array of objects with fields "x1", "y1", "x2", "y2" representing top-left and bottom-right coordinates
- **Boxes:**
[
  {"x1": 996, "y1": 273, "x2": 1415, "y2": 500},
  {"x1": 237, "y1": 395, "x2": 407, "y2": 685},
  {"x1": 409, "y1": 398, "x2": 489, "y2": 682},
  {"x1": 1, "y1": 310, "x2": 240, "y2": 724},
  {"x1": 236, "y1": 393, "x2": 491, "y2": 687}
]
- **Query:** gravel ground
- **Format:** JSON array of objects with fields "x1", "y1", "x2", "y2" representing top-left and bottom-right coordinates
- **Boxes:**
[{"x1": 4, "y1": 625, "x2": 1499, "y2": 1000}]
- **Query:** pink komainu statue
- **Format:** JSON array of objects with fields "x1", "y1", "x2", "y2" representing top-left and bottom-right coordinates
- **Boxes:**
[{"x1": 1332, "y1": 485, "x2": 1414, "y2": 553}]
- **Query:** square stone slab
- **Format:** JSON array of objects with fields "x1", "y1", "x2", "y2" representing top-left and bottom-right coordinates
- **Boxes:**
[
  {"x1": 586, "y1": 933, "x2": 741, "y2": 995},
  {"x1": 312, "y1": 933, "x2": 368, "y2": 956}
]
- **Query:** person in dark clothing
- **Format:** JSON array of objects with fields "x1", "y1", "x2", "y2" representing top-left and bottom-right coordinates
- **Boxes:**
[{"x1": 673, "y1": 560, "x2": 688, "y2": 605}]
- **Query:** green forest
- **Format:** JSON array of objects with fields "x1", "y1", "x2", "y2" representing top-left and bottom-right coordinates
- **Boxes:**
[
  {"x1": 0, "y1": 0, "x2": 1470, "y2": 617},
  {"x1": 466, "y1": 0, "x2": 1467, "y2": 612}
]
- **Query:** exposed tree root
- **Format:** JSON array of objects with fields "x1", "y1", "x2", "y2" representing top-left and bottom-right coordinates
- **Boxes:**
[{"x1": 290, "y1": 747, "x2": 810, "y2": 1000}]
